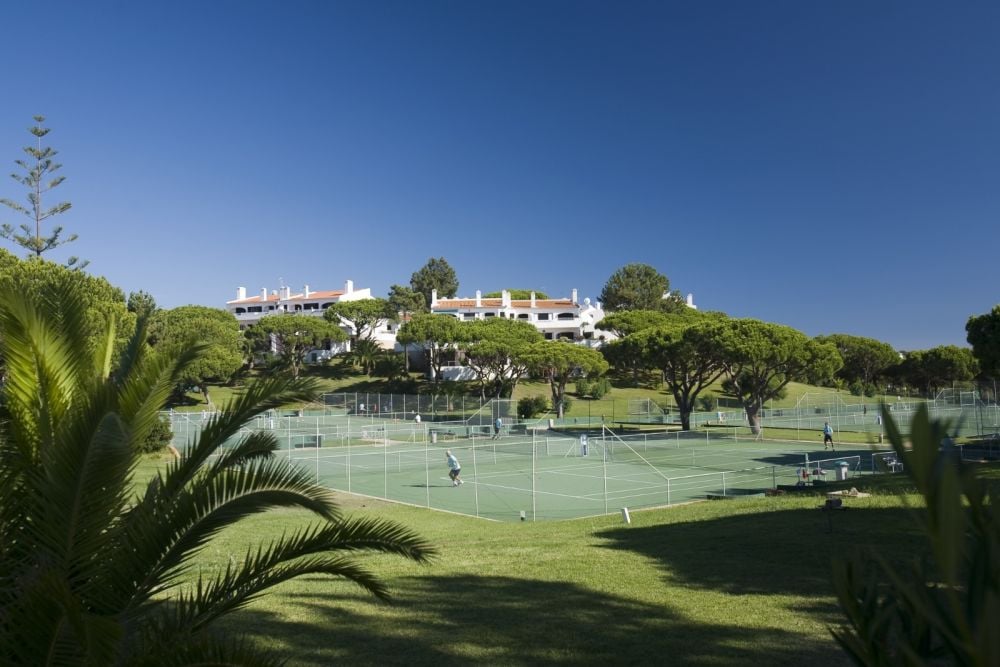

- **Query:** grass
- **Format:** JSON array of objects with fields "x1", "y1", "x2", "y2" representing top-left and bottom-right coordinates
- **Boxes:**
[{"x1": 155, "y1": 447, "x2": 1000, "y2": 666}]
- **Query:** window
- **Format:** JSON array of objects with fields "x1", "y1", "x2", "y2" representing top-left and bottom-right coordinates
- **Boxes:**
[
  {"x1": 235, "y1": 308, "x2": 246, "y2": 314},
  {"x1": 557, "y1": 312, "x2": 575, "y2": 321},
  {"x1": 544, "y1": 333, "x2": 553, "y2": 340},
  {"x1": 484, "y1": 312, "x2": 496, "y2": 318},
  {"x1": 537, "y1": 313, "x2": 550, "y2": 321},
  {"x1": 517, "y1": 314, "x2": 529, "y2": 320}
]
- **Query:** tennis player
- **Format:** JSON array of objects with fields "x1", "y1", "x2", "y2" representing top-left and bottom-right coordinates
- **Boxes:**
[{"x1": 446, "y1": 450, "x2": 463, "y2": 486}]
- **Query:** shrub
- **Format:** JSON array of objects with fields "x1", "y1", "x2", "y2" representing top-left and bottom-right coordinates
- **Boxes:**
[
  {"x1": 138, "y1": 416, "x2": 173, "y2": 453},
  {"x1": 575, "y1": 378, "x2": 592, "y2": 397},
  {"x1": 518, "y1": 396, "x2": 549, "y2": 419},
  {"x1": 589, "y1": 378, "x2": 611, "y2": 400}
]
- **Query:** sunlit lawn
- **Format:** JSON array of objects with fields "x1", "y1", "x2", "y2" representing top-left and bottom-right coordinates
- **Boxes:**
[{"x1": 149, "y1": 454, "x2": 998, "y2": 666}]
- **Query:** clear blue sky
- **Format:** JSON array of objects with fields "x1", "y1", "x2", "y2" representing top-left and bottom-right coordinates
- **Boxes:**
[{"x1": 1, "y1": 1, "x2": 997, "y2": 350}]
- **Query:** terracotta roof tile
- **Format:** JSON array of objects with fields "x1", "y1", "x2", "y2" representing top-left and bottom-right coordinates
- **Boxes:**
[{"x1": 228, "y1": 289, "x2": 346, "y2": 305}]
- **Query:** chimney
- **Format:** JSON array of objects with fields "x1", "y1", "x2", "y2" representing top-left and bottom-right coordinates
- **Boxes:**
[
  {"x1": 530, "y1": 291, "x2": 536, "y2": 307},
  {"x1": 431, "y1": 289, "x2": 438, "y2": 308},
  {"x1": 281, "y1": 286, "x2": 291, "y2": 300},
  {"x1": 571, "y1": 289, "x2": 578, "y2": 304},
  {"x1": 686, "y1": 293, "x2": 697, "y2": 309},
  {"x1": 237, "y1": 286, "x2": 246, "y2": 301},
  {"x1": 344, "y1": 279, "x2": 354, "y2": 294},
  {"x1": 475, "y1": 290, "x2": 482, "y2": 307},
  {"x1": 260, "y1": 287, "x2": 268, "y2": 301},
  {"x1": 303, "y1": 284, "x2": 311, "y2": 298},
  {"x1": 502, "y1": 289, "x2": 511, "y2": 307}
]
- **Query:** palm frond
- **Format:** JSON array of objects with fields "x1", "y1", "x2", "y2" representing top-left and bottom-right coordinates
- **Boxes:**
[
  {"x1": 211, "y1": 429, "x2": 284, "y2": 470},
  {"x1": 114, "y1": 458, "x2": 341, "y2": 605},
  {"x1": 136, "y1": 516, "x2": 437, "y2": 633},
  {"x1": 158, "y1": 374, "x2": 319, "y2": 498}
]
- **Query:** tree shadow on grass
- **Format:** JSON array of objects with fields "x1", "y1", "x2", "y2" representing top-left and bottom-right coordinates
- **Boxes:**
[
  {"x1": 597, "y1": 504, "x2": 926, "y2": 625},
  {"x1": 226, "y1": 574, "x2": 843, "y2": 666}
]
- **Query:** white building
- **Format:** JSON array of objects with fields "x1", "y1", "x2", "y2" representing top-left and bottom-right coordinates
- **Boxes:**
[
  {"x1": 225, "y1": 280, "x2": 398, "y2": 359},
  {"x1": 430, "y1": 289, "x2": 612, "y2": 346}
]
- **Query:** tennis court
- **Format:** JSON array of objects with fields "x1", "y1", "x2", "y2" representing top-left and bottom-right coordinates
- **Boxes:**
[{"x1": 270, "y1": 428, "x2": 874, "y2": 521}]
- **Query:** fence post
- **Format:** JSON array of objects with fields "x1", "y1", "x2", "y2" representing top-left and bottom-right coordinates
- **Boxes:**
[{"x1": 722, "y1": 471, "x2": 727, "y2": 496}]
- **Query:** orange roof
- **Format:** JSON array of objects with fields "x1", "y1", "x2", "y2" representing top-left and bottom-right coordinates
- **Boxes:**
[
  {"x1": 433, "y1": 298, "x2": 577, "y2": 309},
  {"x1": 227, "y1": 290, "x2": 345, "y2": 305}
]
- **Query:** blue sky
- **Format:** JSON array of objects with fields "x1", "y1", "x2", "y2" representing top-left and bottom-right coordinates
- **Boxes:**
[{"x1": 0, "y1": 1, "x2": 997, "y2": 350}]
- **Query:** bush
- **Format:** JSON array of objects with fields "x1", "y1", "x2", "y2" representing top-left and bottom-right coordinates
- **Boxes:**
[
  {"x1": 558, "y1": 396, "x2": 572, "y2": 414},
  {"x1": 576, "y1": 377, "x2": 610, "y2": 399},
  {"x1": 517, "y1": 396, "x2": 549, "y2": 419},
  {"x1": 138, "y1": 417, "x2": 173, "y2": 454}
]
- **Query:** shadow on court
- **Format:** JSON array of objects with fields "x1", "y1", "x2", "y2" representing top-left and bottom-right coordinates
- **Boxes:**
[{"x1": 225, "y1": 573, "x2": 843, "y2": 666}]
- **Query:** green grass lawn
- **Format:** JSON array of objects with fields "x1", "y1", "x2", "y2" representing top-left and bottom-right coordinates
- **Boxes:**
[{"x1": 161, "y1": 453, "x2": 998, "y2": 666}]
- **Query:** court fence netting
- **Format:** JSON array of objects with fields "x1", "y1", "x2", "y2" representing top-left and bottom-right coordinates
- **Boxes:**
[{"x1": 164, "y1": 404, "x2": 923, "y2": 522}]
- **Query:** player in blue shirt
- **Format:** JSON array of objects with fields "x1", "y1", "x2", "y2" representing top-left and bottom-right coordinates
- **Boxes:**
[{"x1": 823, "y1": 422, "x2": 834, "y2": 451}]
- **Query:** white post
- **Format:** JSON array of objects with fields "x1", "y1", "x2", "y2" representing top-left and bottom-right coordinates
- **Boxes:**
[
  {"x1": 424, "y1": 433, "x2": 430, "y2": 508},
  {"x1": 531, "y1": 431, "x2": 537, "y2": 521},
  {"x1": 473, "y1": 440, "x2": 481, "y2": 518},
  {"x1": 602, "y1": 435, "x2": 609, "y2": 516}
]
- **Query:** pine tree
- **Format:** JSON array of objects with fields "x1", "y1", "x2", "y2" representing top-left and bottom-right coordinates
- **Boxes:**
[{"x1": 1, "y1": 115, "x2": 86, "y2": 268}]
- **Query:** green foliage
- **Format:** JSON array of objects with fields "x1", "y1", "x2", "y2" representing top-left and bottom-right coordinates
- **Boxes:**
[
  {"x1": 517, "y1": 395, "x2": 549, "y2": 419},
  {"x1": 387, "y1": 283, "x2": 427, "y2": 315},
  {"x1": 126, "y1": 289, "x2": 158, "y2": 319},
  {"x1": 967, "y1": 304, "x2": 1000, "y2": 378},
  {"x1": 716, "y1": 319, "x2": 842, "y2": 433},
  {"x1": 847, "y1": 381, "x2": 878, "y2": 398},
  {"x1": 627, "y1": 320, "x2": 729, "y2": 430},
  {"x1": 598, "y1": 263, "x2": 683, "y2": 313},
  {"x1": 831, "y1": 404, "x2": 1000, "y2": 665},
  {"x1": 462, "y1": 319, "x2": 544, "y2": 398},
  {"x1": 247, "y1": 314, "x2": 346, "y2": 379},
  {"x1": 894, "y1": 346, "x2": 979, "y2": 394},
  {"x1": 149, "y1": 305, "x2": 245, "y2": 401},
  {"x1": 483, "y1": 289, "x2": 550, "y2": 300},
  {"x1": 324, "y1": 298, "x2": 396, "y2": 341},
  {"x1": 137, "y1": 416, "x2": 173, "y2": 453},
  {"x1": 348, "y1": 338, "x2": 382, "y2": 375},
  {"x1": 410, "y1": 257, "x2": 459, "y2": 307},
  {"x1": 397, "y1": 313, "x2": 467, "y2": 381},
  {"x1": 576, "y1": 377, "x2": 611, "y2": 398},
  {"x1": 597, "y1": 308, "x2": 705, "y2": 338},
  {"x1": 523, "y1": 341, "x2": 609, "y2": 417},
  {"x1": 0, "y1": 250, "x2": 135, "y2": 362},
  {"x1": 0, "y1": 116, "x2": 85, "y2": 268},
  {"x1": 0, "y1": 281, "x2": 435, "y2": 664},
  {"x1": 817, "y1": 333, "x2": 898, "y2": 388}
]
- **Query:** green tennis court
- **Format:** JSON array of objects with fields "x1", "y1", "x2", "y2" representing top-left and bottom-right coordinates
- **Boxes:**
[{"x1": 275, "y1": 429, "x2": 874, "y2": 521}]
